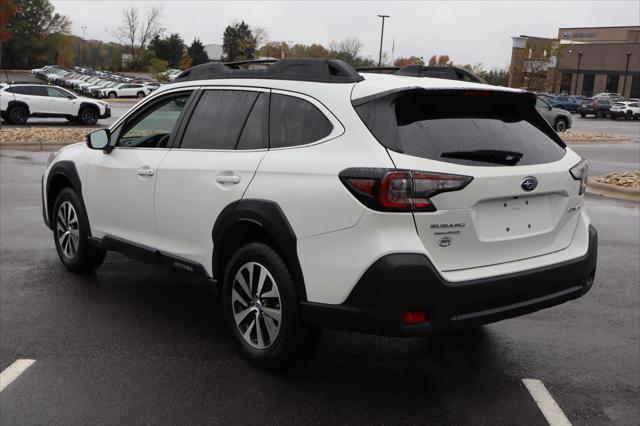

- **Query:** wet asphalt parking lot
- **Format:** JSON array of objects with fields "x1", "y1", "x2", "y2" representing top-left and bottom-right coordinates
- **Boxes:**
[{"x1": 0, "y1": 147, "x2": 638, "y2": 425}]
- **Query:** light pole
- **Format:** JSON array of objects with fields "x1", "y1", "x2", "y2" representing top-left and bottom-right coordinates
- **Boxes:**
[
  {"x1": 81, "y1": 26, "x2": 87, "y2": 66},
  {"x1": 570, "y1": 50, "x2": 583, "y2": 95},
  {"x1": 377, "y1": 14, "x2": 389, "y2": 67},
  {"x1": 622, "y1": 51, "x2": 631, "y2": 97}
]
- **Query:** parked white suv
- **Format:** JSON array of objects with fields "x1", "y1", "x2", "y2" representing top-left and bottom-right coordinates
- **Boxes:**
[
  {"x1": 99, "y1": 83, "x2": 150, "y2": 99},
  {"x1": 1, "y1": 84, "x2": 110, "y2": 125},
  {"x1": 42, "y1": 59, "x2": 597, "y2": 369}
]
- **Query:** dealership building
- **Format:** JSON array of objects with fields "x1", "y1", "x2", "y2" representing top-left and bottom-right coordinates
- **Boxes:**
[{"x1": 509, "y1": 26, "x2": 640, "y2": 98}]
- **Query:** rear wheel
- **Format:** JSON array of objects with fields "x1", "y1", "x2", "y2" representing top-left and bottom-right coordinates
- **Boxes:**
[
  {"x1": 7, "y1": 106, "x2": 28, "y2": 125},
  {"x1": 223, "y1": 242, "x2": 320, "y2": 370},
  {"x1": 595, "y1": 110, "x2": 604, "y2": 118},
  {"x1": 52, "y1": 188, "x2": 106, "y2": 273},
  {"x1": 625, "y1": 111, "x2": 633, "y2": 121},
  {"x1": 136, "y1": 91, "x2": 145, "y2": 98},
  {"x1": 554, "y1": 117, "x2": 568, "y2": 132},
  {"x1": 580, "y1": 113, "x2": 587, "y2": 118}
]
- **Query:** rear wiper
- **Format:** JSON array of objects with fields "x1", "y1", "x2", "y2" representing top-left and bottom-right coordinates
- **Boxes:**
[{"x1": 440, "y1": 150, "x2": 523, "y2": 165}]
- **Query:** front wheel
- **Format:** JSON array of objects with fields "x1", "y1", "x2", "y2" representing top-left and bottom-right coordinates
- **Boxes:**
[
  {"x1": 52, "y1": 188, "x2": 106, "y2": 273},
  {"x1": 625, "y1": 111, "x2": 633, "y2": 121},
  {"x1": 554, "y1": 117, "x2": 568, "y2": 132},
  {"x1": 223, "y1": 242, "x2": 320, "y2": 370},
  {"x1": 596, "y1": 110, "x2": 604, "y2": 118},
  {"x1": 78, "y1": 107, "x2": 98, "y2": 125}
]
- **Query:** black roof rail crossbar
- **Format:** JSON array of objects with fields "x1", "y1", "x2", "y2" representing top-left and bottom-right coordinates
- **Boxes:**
[
  {"x1": 394, "y1": 65, "x2": 487, "y2": 84},
  {"x1": 354, "y1": 66, "x2": 400, "y2": 74},
  {"x1": 172, "y1": 58, "x2": 364, "y2": 84}
]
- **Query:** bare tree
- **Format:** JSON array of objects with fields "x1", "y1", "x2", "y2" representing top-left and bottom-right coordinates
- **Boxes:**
[
  {"x1": 252, "y1": 26, "x2": 268, "y2": 49},
  {"x1": 138, "y1": 5, "x2": 164, "y2": 50},
  {"x1": 108, "y1": 5, "x2": 163, "y2": 66}
]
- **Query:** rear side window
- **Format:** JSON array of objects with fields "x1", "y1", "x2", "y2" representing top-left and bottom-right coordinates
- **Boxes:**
[
  {"x1": 6, "y1": 86, "x2": 47, "y2": 96},
  {"x1": 355, "y1": 89, "x2": 565, "y2": 167},
  {"x1": 269, "y1": 94, "x2": 332, "y2": 148},
  {"x1": 181, "y1": 90, "x2": 264, "y2": 150}
]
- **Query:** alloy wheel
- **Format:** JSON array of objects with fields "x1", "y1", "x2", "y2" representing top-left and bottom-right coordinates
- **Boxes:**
[
  {"x1": 56, "y1": 201, "x2": 80, "y2": 259},
  {"x1": 231, "y1": 262, "x2": 282, "y2": 349}
]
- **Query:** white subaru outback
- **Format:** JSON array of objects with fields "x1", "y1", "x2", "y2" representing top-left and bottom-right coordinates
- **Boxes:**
[
  {"x1": 1, "y1": 83, "x2": 110, "y2": 125},
  {"x1": 42, "y1": 59, "x2": 597, "y2": 369}
]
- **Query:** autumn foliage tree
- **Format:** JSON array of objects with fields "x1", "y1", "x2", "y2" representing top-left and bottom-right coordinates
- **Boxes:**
[{"x1": 394, "y1": 56, "x2": 423, "y2": 67}]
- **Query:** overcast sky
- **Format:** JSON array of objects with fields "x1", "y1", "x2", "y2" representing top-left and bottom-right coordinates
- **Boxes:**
[{"x1": 52, "y1": 0, "x2": 639, "y2": 69}]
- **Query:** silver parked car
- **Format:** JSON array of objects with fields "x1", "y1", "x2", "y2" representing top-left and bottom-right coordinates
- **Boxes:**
[{"x1": 536, "y1": 96, "x2": 572, "y2": 132}]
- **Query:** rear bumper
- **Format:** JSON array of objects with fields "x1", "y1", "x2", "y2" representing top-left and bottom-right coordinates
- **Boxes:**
[{"x1": 301, "y1": 225, "x2": 598, "y2": 336}]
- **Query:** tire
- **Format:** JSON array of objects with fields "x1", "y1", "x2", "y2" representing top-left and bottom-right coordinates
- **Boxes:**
[
  {"x1": 52, "y1": 188, "x2": 106, "y2": 273},
  {"x1": 554, "y1": 117, "x2": 568, "y2": 132},
  {"x1": 625, "y1": 111, "x2": 633, "y2": 121},
  {"x1": 595, "y1": 110, "x2": 604, "y2": 118},
  {"x1": 222, "y1": 242, "x2": 320, "y2": 370},
  {"x1": 136, "y1": 91, "x2": 145, "y2": 98},
  {"x1": 108, "y1": 92, "x2": 117, "y2": 99},
  {"x1": 580, "y1": 113, "x2": 586, "y2": 118},
  {"x1": 7, "y1": 105, "x2": 29, "y2": 125},
  {"x1": 78, "y1": 107, "x2": 98, "y2": 125}
]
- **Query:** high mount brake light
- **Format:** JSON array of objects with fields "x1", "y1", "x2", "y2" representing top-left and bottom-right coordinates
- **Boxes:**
[{"x1": 340, "y1": 168, "x2": 473, "y2": 212}]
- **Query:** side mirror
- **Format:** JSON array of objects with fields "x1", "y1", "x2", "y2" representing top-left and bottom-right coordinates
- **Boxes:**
[{"x1": 86, "y1": 129, "x2": 112, "y2": 152}]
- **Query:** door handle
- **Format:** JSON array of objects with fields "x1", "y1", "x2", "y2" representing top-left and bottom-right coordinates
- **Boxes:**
[
  {"x1": 216, "y1": 175, "x2": 241, "y2": 184},
  {"x1": 137, "y1": 167, "x2": 155, "y2": 176}
]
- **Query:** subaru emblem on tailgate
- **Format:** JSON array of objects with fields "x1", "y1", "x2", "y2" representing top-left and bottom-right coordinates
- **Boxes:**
[{"x1": 521, "y1": 176, "x2": 538, "y2": 192}]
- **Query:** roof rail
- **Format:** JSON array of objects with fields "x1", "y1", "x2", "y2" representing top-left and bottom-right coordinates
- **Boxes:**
[
  {"x1": 355, "y1": 66, "x2": 400, "y2": 74},
  {"x1": 171, "y1": 58, "x2": 364, "y2": 84},
  {"x1": 394, "y1": 65, "x2": 487, "y2": 84}
]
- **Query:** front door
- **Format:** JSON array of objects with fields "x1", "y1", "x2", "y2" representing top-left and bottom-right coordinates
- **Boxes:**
[{"x1": 84, "y1": 91, "x2": 194, "y2": 247}]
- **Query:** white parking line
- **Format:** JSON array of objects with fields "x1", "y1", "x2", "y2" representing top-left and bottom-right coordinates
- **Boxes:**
[
  {"x1": 0, "y1": 359, "x2": 36, "y2": 392},
  {"x1": 522, "y1": 378, "x2": 572, "y2": 426}
]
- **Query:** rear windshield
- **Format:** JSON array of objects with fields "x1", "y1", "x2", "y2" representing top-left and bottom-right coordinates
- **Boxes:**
[{"x1": 354, "y1": 89, "x2": 566, "y2": 167}]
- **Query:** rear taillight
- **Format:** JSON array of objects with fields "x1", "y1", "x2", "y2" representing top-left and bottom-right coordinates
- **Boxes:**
[
  {"x1": 591, "y1": 101, "x2": 597, "y2": 107},
  {"x1": 570, "y1": 159, "x2": 589, "y2": 195},
  {"x1": 340, "y1": 168, "x2": 472, "y2": 212}
]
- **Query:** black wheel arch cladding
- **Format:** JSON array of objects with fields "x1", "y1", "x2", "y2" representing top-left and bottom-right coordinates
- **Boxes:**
[
  {"x1": 212, "y1": 199, "x2": 307, "y2": 302},
  {"x1": 46, "y1": 161, "x2": 89, "y2": 232}
]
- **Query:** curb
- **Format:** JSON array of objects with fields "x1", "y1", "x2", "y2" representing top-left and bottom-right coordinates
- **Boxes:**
[
  {"x1": 0, "y1": 141, "x2": 78, "y2": 150},
  {"x1": 586, "y1": 177, "x2": 640, "y2": 202},
  {"x1": 564, "y1": 138, "x2": 631, "y2": 144}
]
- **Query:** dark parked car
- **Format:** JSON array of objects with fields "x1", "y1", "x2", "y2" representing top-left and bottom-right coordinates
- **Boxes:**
[
  {"x1": 577, "y1": 98, "x2": 613, "y2": 118},
  {"x1": 550, "y1": 95, "x2": 580, "y2": 112}
]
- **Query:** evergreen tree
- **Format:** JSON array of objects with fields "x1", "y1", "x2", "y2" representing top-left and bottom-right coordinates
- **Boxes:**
[
  {"x1": 188, "y1": 38, "x2": 208, "y2": 65},
  {"x1": 222, "y1": 21, "x2": 255, "y2": 61}
]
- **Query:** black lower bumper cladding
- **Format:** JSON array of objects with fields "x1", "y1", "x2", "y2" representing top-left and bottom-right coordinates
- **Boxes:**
[{"x1": 301, "y1": 226, "x2": 598, "y2": 336}]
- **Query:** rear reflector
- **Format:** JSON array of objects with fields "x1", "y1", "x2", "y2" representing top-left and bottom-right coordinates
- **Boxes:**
[{"x1": 403, "y1": 311, "x2": 426, "y2": 324}]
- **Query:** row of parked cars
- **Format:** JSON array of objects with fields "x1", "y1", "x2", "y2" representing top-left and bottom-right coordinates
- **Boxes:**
[
  {"x1": 538, "y1": 92, "x2": 640, "y2": 120},
  {"x1": 32, "y1": 66, "x2": 161, "y2": 99}
]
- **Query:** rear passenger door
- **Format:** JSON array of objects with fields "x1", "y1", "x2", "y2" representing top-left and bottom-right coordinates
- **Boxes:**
[{"x1": 154, "y1": 87, "x2": 269, "y2": 272}]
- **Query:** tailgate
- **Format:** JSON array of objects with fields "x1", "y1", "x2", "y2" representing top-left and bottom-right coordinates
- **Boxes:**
[{"x1": 354, "y1": 88, "x2": 585, "y2": 272}]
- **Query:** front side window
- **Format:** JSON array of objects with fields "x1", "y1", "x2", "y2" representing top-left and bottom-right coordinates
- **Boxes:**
[
  {"x1": 46, "y1": 87, "x2": 71, "y2": 98},
  {"x1": 117, "y1": 92, "x2": 192, "y2": 148},
  {"x1": 180, "y1": 90, "x2": 267, "y2": 150},
  {"x1": 536, "y1": 98, "x2": 550, "y2": 109},
  {"x1": 269, "y1": 94, "x2": 333, "y2": 148}
]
